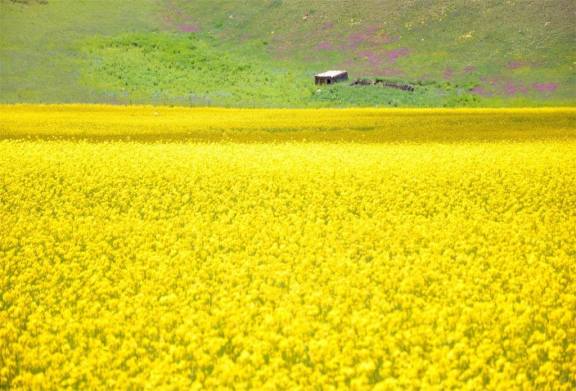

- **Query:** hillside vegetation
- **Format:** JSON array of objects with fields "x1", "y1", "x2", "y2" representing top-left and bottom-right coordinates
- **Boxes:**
[{"x1": 1, "y1": 0, "x2": 574, "y2": 106}]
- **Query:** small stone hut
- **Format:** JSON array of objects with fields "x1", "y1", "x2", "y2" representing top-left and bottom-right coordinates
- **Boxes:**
[{"x1": 314, "y1": 70, "x2": 349, "y2": 85}]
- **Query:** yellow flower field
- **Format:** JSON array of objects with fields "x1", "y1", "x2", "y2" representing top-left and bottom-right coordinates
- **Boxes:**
[
  {"x1": 1, "y1": 105, "x2": 574, "y2": 142},
  {"x1": 1, "y1": 106, "x2": 575, "y2": 389}
]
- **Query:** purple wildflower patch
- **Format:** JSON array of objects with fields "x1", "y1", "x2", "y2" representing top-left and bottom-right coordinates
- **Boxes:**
[
  {"x1": 348, "y1": 32, "x2": 368, "y2": 49},
  {"x1": 317, "y1": 41, "x2": 333, "y2": 50},
  {"x1": 507, "y1": 61, "x2": 529, "y2": 70},
  {"x1": 346, "y1": 25, "x2": 394, "y2": 49},
  {"x1": 178, "y1": 23, "x2": 200, "y2": 33},
  {"x1": 443, "y1": 68, "x2": 454, "y2": 80},
  {"x1": 386, "y1": 48, "x2": 410, "y2": 63},
  {"x1": 533, "y1": 83, "x2": 557, "y2": 93},
  {"x1": 470, "y1": 86, "x2": 492, "y2": 96},
  {"x1": 358, "y1": 50, "x2": 382, "y2": 68},
  {"x1": 463, "y1": 65, "x2": 476, "y2": 74},
  {"x1": 503, "y1": 82, "x2": 529, "y2": 96},
  {"x1": 163, "y1": 0, "x2": 200, "y2": 33}
]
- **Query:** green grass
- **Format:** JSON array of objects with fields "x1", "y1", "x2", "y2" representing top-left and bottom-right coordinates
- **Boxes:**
[
  {"x1": 80, "y1": 33, "x2": 312, "y2": 107},
  {"x1": 311, "y1": 79, "x2": 482, "y2": 108},
  {"x1": 0, "y1": 0, "x2": 574, "y2": 107},
  {"x1": 0, "y1": 0, "x2": 159, "y2": 103},
  {"x1": 79, "y1": 33, "x2": 486, "y2": 107}
]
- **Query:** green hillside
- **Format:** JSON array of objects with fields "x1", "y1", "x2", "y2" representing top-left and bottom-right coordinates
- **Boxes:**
[{"x1": 1, "y1": 0, "x2": 574, "y2": 107}]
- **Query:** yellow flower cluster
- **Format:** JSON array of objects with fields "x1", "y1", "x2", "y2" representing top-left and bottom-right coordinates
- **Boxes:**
[
  {"x1": 1, "y1": 105, "x2": 574, "y2": 143},
  {"x1": 1, "y1": 106, "x2": 575, "y2": 389}
]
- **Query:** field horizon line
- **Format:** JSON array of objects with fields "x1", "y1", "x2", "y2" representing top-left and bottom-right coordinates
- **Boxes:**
[
  {"x1": 1, "y1": 104, "x2": 575, "y2": 114},
  {"x1": 1, "y1": 105, "x2": 574, "y2": 143}
]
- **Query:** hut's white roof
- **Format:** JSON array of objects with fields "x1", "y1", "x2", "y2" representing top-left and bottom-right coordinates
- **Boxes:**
[{"x1": 315, "y1": 70, "x2": 347, "y2": 77}]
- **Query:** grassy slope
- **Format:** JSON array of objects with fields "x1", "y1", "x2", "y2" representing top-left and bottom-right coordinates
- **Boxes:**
[
  {"x1": 0, "y1": 0, "x2": 574, "y2": 106},
  {"x1": 80, "y1": 33, "x2": 313, "y2": 107},
  {"x1": 173, "y1": 0, "x2": 575, "y2": 103},
  {"x1": 0, "y1": 0, "x2": 159, "y2": 103}
]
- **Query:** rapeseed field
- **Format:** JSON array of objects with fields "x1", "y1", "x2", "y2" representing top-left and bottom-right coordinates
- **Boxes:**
[{"x1": 1, "y1": 106, "x2": 575, "y2": 389}]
